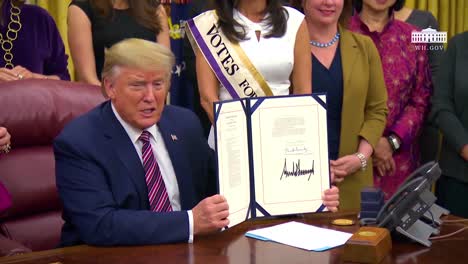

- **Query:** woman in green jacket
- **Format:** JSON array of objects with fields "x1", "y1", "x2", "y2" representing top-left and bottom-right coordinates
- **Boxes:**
[{"x1": 291, "y1": 0, "x2": 388, "y2": 210}]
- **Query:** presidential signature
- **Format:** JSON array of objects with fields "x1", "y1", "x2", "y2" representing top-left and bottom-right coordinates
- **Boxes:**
[
  {"x1": 280, "y1": 158, "x2": 314, "y2": 181},
  {"x1": 284, "y1": 146, "x2": 310, "y2": 155}
]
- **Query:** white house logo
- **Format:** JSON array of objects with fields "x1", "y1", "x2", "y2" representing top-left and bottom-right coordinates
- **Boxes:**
[{"x1": 411, "y1": 27, "x2": 447, "y2": 44}]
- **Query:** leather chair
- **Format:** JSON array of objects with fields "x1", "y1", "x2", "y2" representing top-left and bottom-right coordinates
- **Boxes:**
[{"x1": 0, "y1": 79, "x2": 104, "y2": 256}]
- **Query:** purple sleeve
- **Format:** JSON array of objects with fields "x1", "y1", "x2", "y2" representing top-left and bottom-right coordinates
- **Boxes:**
[
  {"x1": 391, "y1": 47, "x2": 433, "y2": 146},
  {"x1": 43, "y1": 11, "x2": 70, "y2": 80}
]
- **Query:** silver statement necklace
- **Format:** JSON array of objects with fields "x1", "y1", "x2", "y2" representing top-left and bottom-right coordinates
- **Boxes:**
[{"x1": 309, "y1": 32, "x2": 340, "y2": 48}]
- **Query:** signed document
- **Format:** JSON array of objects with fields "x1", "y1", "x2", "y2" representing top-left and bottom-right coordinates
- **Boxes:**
[{"x1": 214, "y1": 95, "x2": 330, "y2": 227}]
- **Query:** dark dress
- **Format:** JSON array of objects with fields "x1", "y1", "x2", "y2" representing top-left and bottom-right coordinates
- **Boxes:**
[
  {"x1": 405, "y1": 9, "x2": 442, "y2": 164},
  {"x1": 70, "y1": 0, "x2": 156, "y2": 78},
  {"x1": 0, "y1": 1, "x2": 70, "y2": 80},
  {"x1": 183, "y1": 0, "x2": 213, "y2": 137},
  {"x1": 431, "y1": 32, "x2": 468, "y2": 218},
  {"x1": 311, "y1": 47, "x2": 343, "y2": 161}
]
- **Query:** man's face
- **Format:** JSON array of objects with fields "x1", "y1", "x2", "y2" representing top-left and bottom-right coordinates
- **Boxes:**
[{"x1": 104, "y1": 66, "x2": 169, "y2": 130}]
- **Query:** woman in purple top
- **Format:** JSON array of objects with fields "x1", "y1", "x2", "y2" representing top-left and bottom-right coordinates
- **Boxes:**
[
  {"x1": 349, "y1": 0, "x2": 432, "y2": 199},
  {"x1": 0, "y1": 0, "x2": 70, "y2": 82}
]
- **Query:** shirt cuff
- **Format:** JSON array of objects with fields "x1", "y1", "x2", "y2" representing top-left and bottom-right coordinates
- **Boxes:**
[{"x1": 187, "y1": 210, "x2": 194, "y2": 243}]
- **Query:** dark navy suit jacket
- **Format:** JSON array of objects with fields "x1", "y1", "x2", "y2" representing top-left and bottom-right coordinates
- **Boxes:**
[{"x1": 55, "y1": 101, "x2": 216, "y2": 246}]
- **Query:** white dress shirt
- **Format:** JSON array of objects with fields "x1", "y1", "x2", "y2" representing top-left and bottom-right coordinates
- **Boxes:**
[{"x1": 112, "y1": 104, "x2": 194, "y2": 242}]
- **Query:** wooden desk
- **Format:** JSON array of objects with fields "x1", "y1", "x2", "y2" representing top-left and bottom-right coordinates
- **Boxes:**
[{"x1": 1, "y1": 212, "x2": 467, "y2": 264}]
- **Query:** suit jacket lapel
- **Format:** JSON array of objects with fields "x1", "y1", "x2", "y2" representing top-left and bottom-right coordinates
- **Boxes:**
[
  {"x1": 100, "y1": 102, "x2": 149, "y2": 207},
  {"x1": 158, "y1": 110, "x2": 195, "y2": 209}
]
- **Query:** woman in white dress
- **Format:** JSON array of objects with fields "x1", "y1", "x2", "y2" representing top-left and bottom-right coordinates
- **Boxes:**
[{"x1": 195, "y1": 0, "x2": 312, "y2": 126}]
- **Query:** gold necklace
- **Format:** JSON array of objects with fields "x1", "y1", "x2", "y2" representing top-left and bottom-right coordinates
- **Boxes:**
[{"x1": 0, "y1": 1, "x2": 22, "y2": 69}]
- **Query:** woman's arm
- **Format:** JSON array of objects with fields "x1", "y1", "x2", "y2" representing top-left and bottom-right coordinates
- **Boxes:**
[
  {"x1": 291, "y1": 20, "x2": 312, "y2": 94},
  {"x1": 390, "y1": 47, "x2": 432, "y2": 148},
  {"x1": 196, "y1": 49, "x2": 219, "y2": 124},
  {"x1": 331, "y1": 138, "x2": 373, "y2": 181},
  {"x1": 332, "y1": 37, "x2": 388, "y2": 180},
  {"x1": 32, "y1": 73, "x2": 60, "y2": 80},
  {"x1": 359, "y1": 37, "x2": 393, "y2": 177},
  {"x1": 156, "y1": 5, "x2": 170, "y2": 49},
  {"x1": 359, "y1": 38, "x2": 388, "y2": 149},
  {"x1": 68, "y1": 5, "x2": 101, "y2": 85},
  {"x1": 9, "y1": 66, "x2": 61, "y2": 81},
  {"x1": 41, "y1": 9, "x2": 71, "y2": 80}
]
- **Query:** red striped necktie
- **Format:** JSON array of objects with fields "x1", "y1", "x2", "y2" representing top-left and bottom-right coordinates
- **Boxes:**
[{"x1": 139, "y1": 131, "x2": 173, "y2": 212}]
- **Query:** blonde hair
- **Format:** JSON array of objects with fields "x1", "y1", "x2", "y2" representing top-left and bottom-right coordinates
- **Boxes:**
[{"x1": 102, "y1": 38, "x2": 175, "y2": 81}]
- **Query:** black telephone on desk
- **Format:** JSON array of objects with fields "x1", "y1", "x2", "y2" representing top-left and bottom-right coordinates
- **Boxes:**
[{"x1": 365, "y1": 162, "x2": 450, "y2": 247}]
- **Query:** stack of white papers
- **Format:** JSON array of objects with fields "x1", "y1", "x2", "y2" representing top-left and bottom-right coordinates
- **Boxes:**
[{"x1": 245, "y1": 221, "x2": 353, "y2": 251}]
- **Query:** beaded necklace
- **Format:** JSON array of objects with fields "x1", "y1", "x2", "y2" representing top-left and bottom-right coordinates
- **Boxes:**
[{"x1": 309, "y1": 32, "x2": 340, "y2": 48}]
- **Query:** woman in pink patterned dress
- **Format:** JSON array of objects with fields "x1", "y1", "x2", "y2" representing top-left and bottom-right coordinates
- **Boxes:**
[{"x1": 349, "y1": 0, "x2": 432, "y2": 199}]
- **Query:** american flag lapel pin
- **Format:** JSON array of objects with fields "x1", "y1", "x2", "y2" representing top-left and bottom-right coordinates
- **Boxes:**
[{"x1": 171, "y1": 134, "x2": 178, "y2": 141}]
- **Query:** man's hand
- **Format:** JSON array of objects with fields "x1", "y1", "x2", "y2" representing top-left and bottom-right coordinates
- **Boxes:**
[
  {"x1": 322, "y1": 186, "x2": 339, "y2": 212},
  {"x1": 192, "y1": 194, "x2": 229, "y2": 235},
  {"x1": 373, "y1": 137, "x2": 396, "y2": 176}
]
